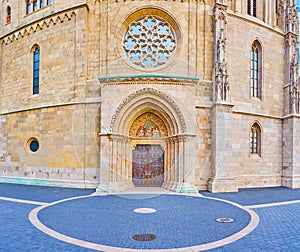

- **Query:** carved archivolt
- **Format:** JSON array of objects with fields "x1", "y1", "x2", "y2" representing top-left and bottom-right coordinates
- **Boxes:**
[{"x1": 110, "y1": 87, "x2": 186, "y2": 132}]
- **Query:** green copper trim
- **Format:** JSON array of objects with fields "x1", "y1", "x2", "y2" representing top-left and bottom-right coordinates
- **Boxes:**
[{"x1": 98, "y1": 74, "x2": 199, "y2": 81}]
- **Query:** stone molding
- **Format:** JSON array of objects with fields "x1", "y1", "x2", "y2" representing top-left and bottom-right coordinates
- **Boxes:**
[
  {"x1": 95, "y1": 0, "x2": 198, "y2": 3},
  {"x1": 98, "y1": 75, "x2": 199, "y2": 86},
  {"x1": 109, "y1": 87, "x2": 187, "y2": 132}
]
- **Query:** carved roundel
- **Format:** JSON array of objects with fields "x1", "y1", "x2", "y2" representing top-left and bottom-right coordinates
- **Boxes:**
[{"x1": 123, "y1": 15, "x2": 177, "y2": 70}]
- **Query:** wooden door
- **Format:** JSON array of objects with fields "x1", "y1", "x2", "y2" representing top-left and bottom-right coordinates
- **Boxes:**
[{"x1": 132, "y1": 145, "x2": 164, "y2": 186}]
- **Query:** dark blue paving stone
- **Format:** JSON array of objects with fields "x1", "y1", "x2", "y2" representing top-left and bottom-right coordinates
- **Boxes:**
[
  {"x1": 210, "y1": 203, "x2": 300, "y2": 251},
  {"x1": 0, "y1": 183, "x2": 95, "y2": 203},
  {"x1": 38, "y1": 194, "x2": 251, "y2": 250},
  {"x1": 0, "y1": 200, "x2": 99, "y2": 251},
  {"x1": 201, "y1": 187, "x2": 300, "y2": 206}
]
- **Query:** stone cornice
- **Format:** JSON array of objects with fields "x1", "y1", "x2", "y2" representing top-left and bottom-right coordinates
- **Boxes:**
[
  {"x1": 227, "y1": 13, "x2": 285, "y2": 37},
  {"x1": 95, "y1": 0, "x2": 198, "y2": 3},
  {"x1": 98, "y1": 74, "x2": 199, "y2": 86},
  {"x1": 1, "y1": 4, "x2": 88, "y2": 44},
  {"x1": 0, "y1": 100, "x2": 99, "y2": 116}
]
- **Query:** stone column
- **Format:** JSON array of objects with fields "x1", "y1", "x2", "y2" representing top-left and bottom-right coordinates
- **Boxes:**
[
  {"x1": 97, "y1": 133, "x2": 134, "y2": 192},
  {"x1": 208, "y1": 103, "x2": 237, "y2": 192},
  {"x1": 281, "y1": 1, "x2": 300, "y2": 189},
  {"x1": 120, "y1": 139, "x2": 126, "y2": 186},
  {"x1": 169, "y1": 138, "x2": 175, "y2": 189},
  {"x1": 208, "y1": 2, "x2": 237, "y2": 192},
  {"x1": 162, "y1": 139, "x2": 170, "y2": 188},
  {"x1": 172, "y1": 137, "x2": 179, "y2": 191},
  {"x1": 282, "y1": 116, "x2": 300, "y2": 188},
  {"x1": 97, "y1": 134, "x2": 110, "y2": 191},
  {"x1": 174, "y1": 134, "x2": 198, "y2": 193}
]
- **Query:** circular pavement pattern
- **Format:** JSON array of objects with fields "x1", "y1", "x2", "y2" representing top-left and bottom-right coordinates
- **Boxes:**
[{"x1": 31, "y1": 194, "x2": 257, "y2": 250}]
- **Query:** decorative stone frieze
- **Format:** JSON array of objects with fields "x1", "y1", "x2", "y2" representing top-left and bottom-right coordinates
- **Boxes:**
[{"x1": 1, "y1": 6, "x2": 86, "y2": 45}]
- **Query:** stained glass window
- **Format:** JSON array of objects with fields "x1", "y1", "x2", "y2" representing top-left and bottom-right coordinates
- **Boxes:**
[
  {"x1": 40, "y1": 0, "x2": 45, "y2": 8},
  {"x1": 6, "y1": 6, "x2": 11, "y2": 23},
  {"x1": 26, "y1": 0, "x2": 31, "y2": 14},
  {"x1": 33, "y1": 0, "x2": 38, "y2": 11},
  {"x1": 30, "y1": 140, "x2": 39, "y2": 152},
  {"x1": 251, "y1": 42, "x2": 261, "y2": 98},
  {"x1": 123, "y1": 15, "x2": 176, "y2": 69},
  {"x1": 33, "y1": 47, "x2": 40, "y2": 95},
  {"x1": 247, "y1": 0, "x2": 257, "y2": 17}
]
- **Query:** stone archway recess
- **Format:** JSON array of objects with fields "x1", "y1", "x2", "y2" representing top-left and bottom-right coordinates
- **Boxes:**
[{"x1": 97, "y1": 88, "x2": 197, "y2": 193}]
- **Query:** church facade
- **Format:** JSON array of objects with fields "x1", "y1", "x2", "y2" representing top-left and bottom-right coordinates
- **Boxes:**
[{"x1": 0, "y1": 0, "x2": 299, "y2": 193}]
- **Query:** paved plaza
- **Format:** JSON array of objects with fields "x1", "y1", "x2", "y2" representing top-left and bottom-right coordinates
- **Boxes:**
[{"x1": 0, "y1": 183, "x2": 300, "y2": 251}]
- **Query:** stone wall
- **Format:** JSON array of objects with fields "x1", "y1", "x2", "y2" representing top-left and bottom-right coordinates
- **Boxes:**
[
  {"x1": 0, "y1": 0, "x2": 298, "y2": 191},
  {"x1": 231, "y1": 113, "x2": 282, "y2": 188}
]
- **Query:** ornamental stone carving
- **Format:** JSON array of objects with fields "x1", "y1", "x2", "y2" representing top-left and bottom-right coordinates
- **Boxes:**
[
  {"x1": 213, "y1": 3, "x2": 230, "y2": 102},
  {"x1": 129, "y1": 112, "x2": 168, "y2": 137},
  {"x1": 283, "y1": 1, "x2": 299, "y2": 113},
  {"x1": 123, "y1": 15, "x2": 176, "y2": 70}
]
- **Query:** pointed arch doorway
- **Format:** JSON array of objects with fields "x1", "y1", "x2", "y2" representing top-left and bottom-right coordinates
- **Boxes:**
[
  {"x1": 98, "y1": 87, "x2": 197, "y2": 193},
  {"x1": 130, "y1": 112, "x2": 167, "y2": 187}
]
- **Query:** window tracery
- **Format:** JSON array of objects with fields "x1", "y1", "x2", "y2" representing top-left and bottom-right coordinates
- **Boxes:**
[
  {"x1": 251, "y1": 41, "x2": 262, "y2": 98},
  {"x1": 250, "y1": 123, "x2": 261, "y2": 155},
  {"x1": 123, "y1": 15, "x2": 177, "y2": 69}
]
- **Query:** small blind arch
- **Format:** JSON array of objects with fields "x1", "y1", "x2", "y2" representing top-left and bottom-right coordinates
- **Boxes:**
[{"x1": 250, "y1": 122, "x2": 262, "y2": 156}]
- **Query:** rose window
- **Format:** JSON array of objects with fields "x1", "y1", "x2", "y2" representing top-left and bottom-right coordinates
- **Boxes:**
[{"x1": 123, "y1": 15, "x2": 177, "y2": 69}]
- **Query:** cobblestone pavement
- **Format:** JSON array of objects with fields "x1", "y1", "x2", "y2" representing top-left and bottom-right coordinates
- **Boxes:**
[{"x1": 0, "y1": 183, "x2": 300, "y2": 251}]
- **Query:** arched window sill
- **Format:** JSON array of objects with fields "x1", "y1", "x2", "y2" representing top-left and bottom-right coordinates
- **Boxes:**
[{"x1": 250, "y1": 153, "x2": 262, "y2": 158}]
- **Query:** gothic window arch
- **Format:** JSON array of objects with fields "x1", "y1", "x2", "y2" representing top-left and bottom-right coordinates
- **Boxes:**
[
  {"x1": 251, "y1": 40, "x2": 262, "y2": 98},
  {"x1": 6, "y1": 6, "x2": 11, "y2": 24},
  {"x1": 33, "y1": 0, "x2": 38, "y2": 11},
  {"x1": 250, "y1": 122, "x2": 261, "y2": 156},
  {"x1": 40, "y1": 0, "x2": 45, "y2": 8},
  {"x1": 26, "y1": 0, "x2": 52, "y2": 15},
  {"x1": 26, "y1": 0, "x2": 31, "y2": 14},
  {"x1": 32, "y1": 45, "x2": 40, "y2": 95},
  {"x1": 247, "y1": 0, "x2": 257, "y2": 17}
]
